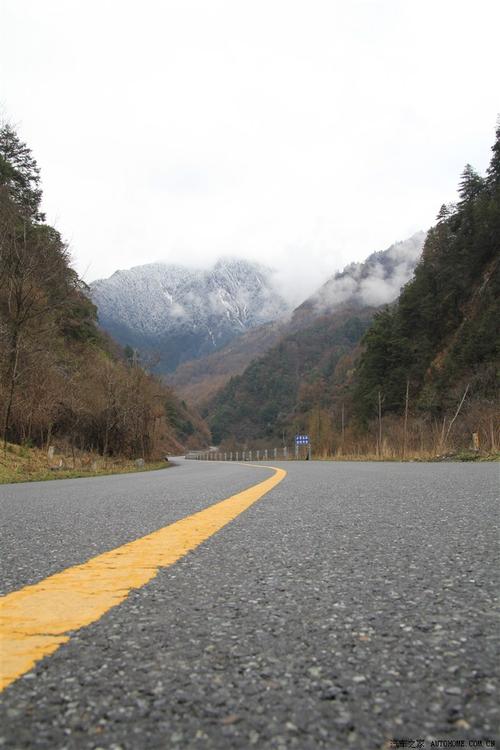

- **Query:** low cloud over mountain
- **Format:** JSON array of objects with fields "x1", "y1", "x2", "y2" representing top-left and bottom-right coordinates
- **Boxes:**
[{"x1": 300, "y1": 231, "x2": 427, "y2": 315}]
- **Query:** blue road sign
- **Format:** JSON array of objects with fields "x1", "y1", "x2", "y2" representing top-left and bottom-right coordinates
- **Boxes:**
[{"x1": 295, "y1": 434, "x2": 309, "y2": 445}]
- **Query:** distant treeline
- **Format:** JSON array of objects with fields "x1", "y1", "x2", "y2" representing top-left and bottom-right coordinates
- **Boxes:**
[
  {"x1": 208, "y1": 123, "x2": 500, "y2": 456},
  {"x1": 0, "y1": 124, "x2": 209, "y2": 458}
]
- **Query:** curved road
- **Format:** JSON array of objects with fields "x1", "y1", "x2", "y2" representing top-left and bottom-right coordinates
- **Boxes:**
[{"x1": 0, "y1": 459, "x2": 498, "y2": 749}]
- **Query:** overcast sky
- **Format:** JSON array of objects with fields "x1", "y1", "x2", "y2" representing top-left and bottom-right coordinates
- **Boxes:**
[{"x1": 1, "y1": 0, "x2": 499, "y2": 303}]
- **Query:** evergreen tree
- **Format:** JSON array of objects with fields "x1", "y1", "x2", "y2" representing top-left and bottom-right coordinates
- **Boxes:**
[
  {"x1": 486, "y1": 119, "x2": 500, "y2": 190},
  {"x1": 0, "y1": 124, "x2": 44, "y2": 221},
  {"x1": 458, "y1": 163, "x2": 484, "y2": 205},
  {"x1": 436, "y1": 204, "x2": 449, "y2": 223}
]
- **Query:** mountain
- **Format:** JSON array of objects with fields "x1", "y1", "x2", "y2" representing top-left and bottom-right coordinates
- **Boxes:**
[
  {"x1": 170, "y1": 232, "x2": 426, "y2": 410},
  {"x1": 204, "y1": 232, "x2": 426, "y2": 442},
  {"x1": 90, "y1": 258, "x2": 289, "y2": 373},
  {"x1": 291, "y1": 231, "x2": 426, "y2": 325}
]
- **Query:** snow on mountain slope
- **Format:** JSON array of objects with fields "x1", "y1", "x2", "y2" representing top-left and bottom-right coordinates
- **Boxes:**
[{"x1": 90, "y1": 258, "x2": 289, "y2": 372}]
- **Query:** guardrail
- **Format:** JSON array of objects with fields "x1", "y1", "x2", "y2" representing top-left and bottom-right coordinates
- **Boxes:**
[{"x1": 185, "y1": 447, "x2": 292, "y2": 461}]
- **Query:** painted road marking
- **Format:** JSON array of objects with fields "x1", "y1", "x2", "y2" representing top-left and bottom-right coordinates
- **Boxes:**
[{"x1": 0, "y1": 465, "x2": 286, "y2": 691}]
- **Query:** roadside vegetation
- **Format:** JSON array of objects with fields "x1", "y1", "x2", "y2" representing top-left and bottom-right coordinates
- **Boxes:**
[{"x1": 0, "y1": 441, "x2": 173, "y2": 484}]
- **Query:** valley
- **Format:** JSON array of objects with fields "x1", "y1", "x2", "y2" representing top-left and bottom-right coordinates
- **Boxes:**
[{"x1": 1, "y1": 123, "x2": 499, "y2": 466}]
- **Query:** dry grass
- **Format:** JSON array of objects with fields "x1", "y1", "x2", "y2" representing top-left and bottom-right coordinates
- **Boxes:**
[
  {"x1": 0, "y1": 443, "x2": 172, "y2": 484},
  {"x1": 311, "y1": 450, "x2": 499, "y2": 462}
]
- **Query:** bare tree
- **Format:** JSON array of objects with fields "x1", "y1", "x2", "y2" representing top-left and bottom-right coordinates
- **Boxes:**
[
  {"x1": 0, "y1": 211, "x2": 76, "y2": 448},
  {"x1": 443, "y1": 384, "x2": 470, "y2": 448}
]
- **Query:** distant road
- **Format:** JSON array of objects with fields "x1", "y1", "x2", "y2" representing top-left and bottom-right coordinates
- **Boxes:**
[{"x1": 0, "y1": 460, "x2": 498, "y2": 748}]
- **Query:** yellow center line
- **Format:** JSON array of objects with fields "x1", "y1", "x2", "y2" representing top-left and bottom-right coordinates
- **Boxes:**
[{"x1": 0, "y1": 464, "x2": 286, "y2": 691}]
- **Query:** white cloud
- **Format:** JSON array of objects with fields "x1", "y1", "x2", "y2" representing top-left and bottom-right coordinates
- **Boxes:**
[{"x1": 0, "y1": 0, "x2": 498, "y2": 303}]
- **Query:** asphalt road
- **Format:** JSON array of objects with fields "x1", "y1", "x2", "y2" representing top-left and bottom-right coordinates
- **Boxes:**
[{"x1": 0, "y1": 459, "x2": 498, "y2": 749}]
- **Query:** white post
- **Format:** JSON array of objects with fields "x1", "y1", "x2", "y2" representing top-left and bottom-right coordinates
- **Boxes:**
[
  {"x1": 283, "y1": 446, "x2": 287, "y2": 459},
  {"x1": 274, "y1": 447, "x2": 278, "y2": 459},
  {"x1": 249, "y1": 450, "x2": 252, "y2": 461},
  {"x1": 264, "y1": 449, "x2": 268, "y2": 460},
  {"x1": 256, "y1": 449, "x2": 260, "y2": 461}
]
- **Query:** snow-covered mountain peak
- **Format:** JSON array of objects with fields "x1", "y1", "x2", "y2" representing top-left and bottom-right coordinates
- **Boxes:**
[{"x1": 90, "y1": 258, "x2": 289, "y2": 372}]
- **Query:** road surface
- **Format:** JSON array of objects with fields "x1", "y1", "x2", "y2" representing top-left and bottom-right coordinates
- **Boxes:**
[{"x1": 0, "y1": 459, "x2": 498, "y2": 749}]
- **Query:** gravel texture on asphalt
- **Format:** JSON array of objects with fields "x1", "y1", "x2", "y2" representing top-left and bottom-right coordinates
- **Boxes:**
[
  {"x1": 0, "y1": 461, "x2": 274, "y2": 596},
  {"x1": 0, "y1": 460, "x2": 498, "y2": 749}
]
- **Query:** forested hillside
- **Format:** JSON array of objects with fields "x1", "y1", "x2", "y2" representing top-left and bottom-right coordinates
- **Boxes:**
[
  {"x1": 354, "y1": 126, "x2": 500, "y2": 430},
  {"x1": 209, "y1": 309, "x2": 374, "y2": 444},
  {"x1": 0, "y1": 125, "x2": 209, "y2": 461},
  {"x1": 168, "y1": 318, "x2": 288, "y2": 408},
  {"x1": 208, "y1": 126, "x2": 499, "y2": 457}
]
